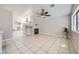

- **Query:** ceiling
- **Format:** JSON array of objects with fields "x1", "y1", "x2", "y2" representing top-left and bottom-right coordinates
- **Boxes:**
[{"x1": 0, "y1": 4, "x2": 72, "y2": 17}]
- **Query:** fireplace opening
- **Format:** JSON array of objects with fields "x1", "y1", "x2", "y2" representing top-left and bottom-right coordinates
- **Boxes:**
[{"x1": 34, "y1": 28, "x2": 39, "y2": 34}]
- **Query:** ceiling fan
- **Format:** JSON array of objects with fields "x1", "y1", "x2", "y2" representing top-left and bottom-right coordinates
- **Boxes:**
[{"x1": 37, "y1": 9, "x2": 51, "y2": 17}]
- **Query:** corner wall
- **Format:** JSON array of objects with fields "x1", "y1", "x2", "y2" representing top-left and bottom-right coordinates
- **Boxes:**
[{"x1": 33, "y1": 15, "x2": 70, "y2": 37}]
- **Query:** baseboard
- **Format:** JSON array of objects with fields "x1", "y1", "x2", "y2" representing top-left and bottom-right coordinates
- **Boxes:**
[{"x1": 39, "y1": 32, "x2": 64, "y2": 38}]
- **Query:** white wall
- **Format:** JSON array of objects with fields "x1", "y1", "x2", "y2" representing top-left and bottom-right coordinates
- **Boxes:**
[
  {"x1": 0, "y1": 4, "x2": 72, "y2": 32},
  {"x1": 32, "y1": 4, "x2": 72, "y2": 37},
  {"x1": 71, "y1": 4, "x2": 79, "y2": 53},
  {"x1": 0, "y1": 8, "x2": 13, "y2": 39},
  {"x1": 0, "y1": 4, "x2": 72, "y2": 38},
  {"x1": 34, "y1": 15, "x2": 70, "y2": 37}
]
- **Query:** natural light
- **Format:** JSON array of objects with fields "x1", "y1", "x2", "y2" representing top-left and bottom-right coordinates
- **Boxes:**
[{"x1": 72, "y1": 6, "x2": 79, "y2": 33}]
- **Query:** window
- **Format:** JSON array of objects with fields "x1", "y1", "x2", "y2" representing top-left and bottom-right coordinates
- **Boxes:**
[{"x1": 72, "y1": 6, "x2": 79, "y2": 33}]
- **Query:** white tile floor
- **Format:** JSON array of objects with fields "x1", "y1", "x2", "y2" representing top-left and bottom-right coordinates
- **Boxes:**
[{"x1": 4, "y1": 34, "x2": 77, "y2": 54}]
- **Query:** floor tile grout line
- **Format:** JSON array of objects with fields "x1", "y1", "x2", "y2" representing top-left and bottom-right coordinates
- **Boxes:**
[
  {"x1": 32, "y1": 38, "x2": 51, "y2": 53},
  {"x1": 11, "y1": 40, "x2": 22, "y2": 54},
  {"x1": 14, "y1": 41, "x2": 34, "y2": 54},
  {"x1": 21, "y1": 39, "x2": 38, "y2": 54},
  {"x1": 68, "y1": 39, "x2": 77, "y2": 54},
  {"x1": 34, "y1": 37, "x2": 58, "y2": 53},
  {"x1": 57, "y1": 38, "x2": 64, "y2": 54},
  {"x1": 66, "y1": 39, "x2": 71, "y2": 54},
  {"x1": 5, "y1": 34, "x2": 77, "y2": 54},
  {"x1": 45, "y1": 38, "x2": 58, "y2": 54}
]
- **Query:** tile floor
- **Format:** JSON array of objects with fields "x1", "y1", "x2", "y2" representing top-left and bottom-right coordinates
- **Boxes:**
[{"x1": 4, "y1": 34, "x2": 77, "y2": 54}]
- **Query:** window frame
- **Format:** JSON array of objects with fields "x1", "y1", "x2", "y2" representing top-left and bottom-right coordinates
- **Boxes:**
[{"x1": 71, "y1": 6, "x2": 79, "y2": 33}]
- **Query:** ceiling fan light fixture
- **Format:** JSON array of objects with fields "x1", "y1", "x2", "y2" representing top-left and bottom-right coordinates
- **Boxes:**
[{"x1": 37, "y1": 9, "x2": 51, "y2": 17}]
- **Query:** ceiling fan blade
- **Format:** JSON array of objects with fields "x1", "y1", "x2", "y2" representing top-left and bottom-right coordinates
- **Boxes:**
[
  {"x1": 37, "y1": 9, "x2": 51, "y2": 17},
  {"x1": 45, "y1": 15, "x2": 51, "y2": 16},
  {"x1": 44, "y1": 12, "x2": 48, "y2": 14}
]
